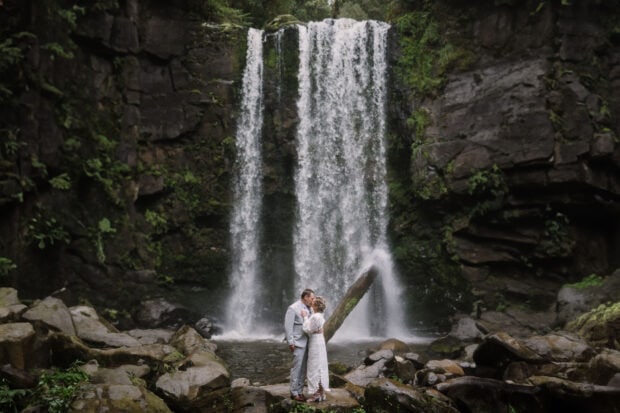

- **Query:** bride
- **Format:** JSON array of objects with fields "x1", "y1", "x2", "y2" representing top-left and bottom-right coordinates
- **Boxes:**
[{"x1": 302, "y1": 296, "x2": 330, "y2": 402}]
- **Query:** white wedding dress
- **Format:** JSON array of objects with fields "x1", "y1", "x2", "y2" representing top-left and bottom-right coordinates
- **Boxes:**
[{"x1": 303, "y1": 312, "x2": 330, "y2": 395}]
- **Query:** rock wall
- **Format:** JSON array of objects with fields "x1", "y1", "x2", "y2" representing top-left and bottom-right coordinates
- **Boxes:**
[
  {"x1": 0, "y1": 0, "x2": 244, "y2": 322},
  {"x1": 387, "y1": 0, "x2": 620, "y2": 330}
]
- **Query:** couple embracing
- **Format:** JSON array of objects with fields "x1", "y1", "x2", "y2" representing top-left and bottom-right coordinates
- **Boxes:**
[{"x1": 284, "y1": 288, "x2": 330, "y2": 403}]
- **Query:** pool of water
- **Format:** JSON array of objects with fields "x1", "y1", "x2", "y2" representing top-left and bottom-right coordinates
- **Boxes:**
[{"x1": 213, "y1": 337, "x2": 435, "y2": 385}]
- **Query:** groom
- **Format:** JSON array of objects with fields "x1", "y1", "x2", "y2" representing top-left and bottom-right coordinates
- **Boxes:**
[{"x1": 284, "y1": 288, "x2": 315, "y2": 401}]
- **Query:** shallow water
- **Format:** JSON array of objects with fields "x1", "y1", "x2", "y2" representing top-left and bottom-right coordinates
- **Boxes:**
[{"x1": 213, "y1": 337, "x2": 435, "y2": 385}]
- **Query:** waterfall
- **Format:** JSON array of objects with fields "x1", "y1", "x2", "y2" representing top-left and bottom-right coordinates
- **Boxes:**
[
  {"x1": 225, "y1": 20, "x2": 408, "y2": 339},
  {"x1": 226, "y1": 28, "x2": 264, "y2": 334},
  {"x1": 294, "y1": 19, "x2": 405, "y2": 338}
]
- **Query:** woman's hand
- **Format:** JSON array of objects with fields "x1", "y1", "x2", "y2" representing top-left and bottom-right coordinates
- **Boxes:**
[{"x1": 301, "y1": 309, "x2": 308, "y2": 318}]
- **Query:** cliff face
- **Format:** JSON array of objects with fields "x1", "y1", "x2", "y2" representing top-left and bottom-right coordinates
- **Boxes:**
[
  {"x1": 0, "y1": 0, "x2": 243, "y2": 321},
  {"x1": 0, "y1": 0, "x2": 618, "y2": 331},
  {"x1": 387, "y1": 0, "x2": 620, "y2": 329}
]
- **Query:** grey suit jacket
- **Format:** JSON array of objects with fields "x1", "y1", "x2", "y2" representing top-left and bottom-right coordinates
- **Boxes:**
[{"x1": 284, "y1": 300, "x2": 311, "y2": 348}]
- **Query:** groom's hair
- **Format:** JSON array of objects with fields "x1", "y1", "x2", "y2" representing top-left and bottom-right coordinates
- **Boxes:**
[{"x1": 301, "y1": 288, "x2": 315, "y2": 299}]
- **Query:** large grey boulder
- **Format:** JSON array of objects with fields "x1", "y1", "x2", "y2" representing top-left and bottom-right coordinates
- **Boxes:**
[
  {"x1": 23, "y1": 296, "x2": 76, "y2": 335},
  {"x1": 0, "y1": 288, "x2": 27, "y2": 322},
  {"x1": 557, "y1": 270, "x2": 620, "y2": 326},
  {"x1": 70, "y1": 305, "x2": 141, "y2": 348}
]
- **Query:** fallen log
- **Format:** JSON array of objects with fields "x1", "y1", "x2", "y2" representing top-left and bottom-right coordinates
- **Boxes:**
[{"x1": 323, "y1": 266, "x2": 378, "y2": 342}]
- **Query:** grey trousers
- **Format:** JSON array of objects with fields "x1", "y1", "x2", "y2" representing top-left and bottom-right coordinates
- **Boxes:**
[{"x1": 290, "y1": 345, "x2": 308, "y2": 396}]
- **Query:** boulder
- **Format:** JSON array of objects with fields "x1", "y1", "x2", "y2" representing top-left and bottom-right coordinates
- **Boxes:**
[
  {"x1": 566, "y1": 302, "x2": 620, "y2": 349},
  {"x1": 170, "y1": 325, "x2": 217, "y2": 355},
  {"x1": 22, "y1": 297, "x2": 76, "y2": 335},
  {"x1": 126, "y1": 328, "x2": 174, "y2": 345},
  {"x1": 449, "y1": 316, "x2": 485, "y2": 341},
  {"x1": 155, "y1": 361, "x2": 230, "y2": 410},
  {"x1": 364, "y1": 377, "x2": 459, "y2": 412},
  {"x1": 588, "y1": 349, "x2": 620, "y2": 385},
  {"x1": 0, "y1": 288, "x2": 20, "y2": 307},
  {"x1": 378, "y1": 338, "x2": 410, "y2": 353},
  {"x1": 49, "y1": 332, "x2": 182, "y2": 368},
  {"x1": 345, "y1": 357, "x2": 391, "y2": 387},
  {"x1": 437, "y1": 376, "x2": 544, "y2": 413},
  {"x1": 134, "y1": 298, "x2": 195, "y2": 330},
  {"x1": 557, "y1": 270, "x2": 620, "y2": 325},
  {"x1": 0, "y1": 323, "x2": 36, "y2": 369},
  {"x1": 79, "y1": 360, "x2": 150, "y2": 386},
  {"x1": 528, "y1": 375, "x2": 620, "y2": 412},
  {"x1": 71, "y1": 383, "x2": 172, "y2": 412},
  {"x1": 523, "y1": 331, "x2": 595, "y2": 362},
  {"x1": 70, "y1": 305, "x2": 141, "y2": 348},
  {"x1": 473, "y1": 332, "x2": 545, "y2": 378}
]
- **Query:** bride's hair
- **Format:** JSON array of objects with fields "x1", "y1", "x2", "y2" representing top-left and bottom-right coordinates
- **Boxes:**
[{"x1": 314, "y1": 296, "x2": 326, "y2": 313}]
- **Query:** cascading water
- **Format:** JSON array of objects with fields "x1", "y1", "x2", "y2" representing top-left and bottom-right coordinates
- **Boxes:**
[
  {"x1": 226, "y1": 28, "x2": 264, "y2": 335},
  {"x1": 294, "y1": 19, "x2": 406, "y2": 338},
  {"x1": 225, "y1": 20, "x2": 408, "y2": 339}
]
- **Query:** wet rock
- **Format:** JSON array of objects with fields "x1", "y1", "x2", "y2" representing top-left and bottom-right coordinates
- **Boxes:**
[
  {"x1": 378, "y1": 338, "x2": 410, "y2": 353},
  {"x1": 426, "y1": 359, "x2": 465, "y2": 377},
  {"x1": 194, "y1": 317, "x2": 220, "y2": 339},
  {"x1": 428, "y1": 335, "x2": 465, "y2": 359},
  {"x1": 364, "y1": 349, "x2": 394, "y2": 365},
  {"x1": 449, "y1": 316, "x2": 485, "y2": 341},
  {"x1": 0, "y1": 363, "x2": 37, "y2": 388},
  {"x1": 170, "y1": 325, "x2": 217, "y2": 355}
]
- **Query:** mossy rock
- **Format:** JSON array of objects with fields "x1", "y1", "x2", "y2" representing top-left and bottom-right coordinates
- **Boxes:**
[
  {"x1": 566, "y1": 302, "x2": 620, "y2": 350},
  {"x1": 264, "y1": 14, "x2": 302, "y2": 32}
]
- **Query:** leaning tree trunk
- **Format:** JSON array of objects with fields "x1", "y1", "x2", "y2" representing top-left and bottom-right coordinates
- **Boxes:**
[{"x1": 323, "y1": 266, "x2": 378, "y2": 342}]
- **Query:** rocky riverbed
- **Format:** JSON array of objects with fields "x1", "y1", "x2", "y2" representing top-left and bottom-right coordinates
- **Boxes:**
[{"x1": 0, "y1": 268, "x2": 619, "y2": 412}]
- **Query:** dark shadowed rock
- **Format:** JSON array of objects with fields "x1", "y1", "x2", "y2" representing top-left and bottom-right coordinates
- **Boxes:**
[
  {"x1": 437, "y1": 376, "x2": 544, "y2": 413},
  {"x1": 365, "y1": 377, "x2": 459, "y2": 413}
]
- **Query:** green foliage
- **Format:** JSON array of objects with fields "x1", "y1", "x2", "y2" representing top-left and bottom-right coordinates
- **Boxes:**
[
  {"x1": 467, "y1": 164, "x2": 506, "y2": 197},
  {"x1": 145, "y1": 209, "x2": 168, "y2": 234},
  {"x1": 33, "y1": 363, "x2": 88, "y2": 413},
  {"x1": 538, "y1": 211, "x2": 573, "y2": 257},
  {"x1": 407, "y1": 107, "x2": 430, "y2": 140},
  {"x1": 27, "y1": 213, "x2": 70, "y2": 249},
  {"x1": 0, "y1": 379, "x2": 29, "y2": 413},
  {"x1": 83, "y1": 136, "x2": 131, "y2": 204},
  {"x1": 49, "y1": 173, "x2": 72, "y2": 190},
  {"x1": 91, "y1": 218, "x2": 116, "y2": 263},
  {"x1": 395, "y1": 9, "x2": 473, "y2": 98},
  {"x1": 567, "y1": 273, "x2": 604, "y2": 290},
  {"x1": 0, "y1": 257, "x2": 17, "y2": 278}
]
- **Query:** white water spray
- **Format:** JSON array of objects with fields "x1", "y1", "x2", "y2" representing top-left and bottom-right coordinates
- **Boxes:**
[
  {"x1": 226, "y1": 28, "x2": 264, "y2": 334},
  {"x1": 294, "y1": 19, "x2": 406, "y2": 338}
]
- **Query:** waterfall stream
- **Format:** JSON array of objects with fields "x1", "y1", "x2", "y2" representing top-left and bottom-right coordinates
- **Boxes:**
[
  {"x1": 226, "y1": 28, "x2": 264, "y2": 334},
  {"x1": 226, "y1": 20, "x2": 407, "y2": 339}
]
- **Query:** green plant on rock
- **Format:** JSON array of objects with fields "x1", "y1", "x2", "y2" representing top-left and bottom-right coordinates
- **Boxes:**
[
  {"x1": 395, "y1": 9, "x2": 474, "y2": 98},
  {"x1": 466, "y1": 164, "x2": 508, "y2": 216},
  {"x1": 90, "y1": 218, "x2": 116, "y2": 263},
  {"x1": 27, "y1": 213, "x2": 70, "y2": 249},
  {"x1": 49, "y1": 173, "x2": 71, "y2": 190},
  {"x1": 0, "y1": 257, "x2": 17, "y2": 279},
  {"x1": 33, "y1": 363, "x2": 88, "y2": 413},
  {"x1": 0, "y1": 378, "x2": 29, "y2": 413},
  {"x1": 567, "y1": 273, "x2": 604, "y2": 290},
  {"x1": 538, "y1": 211, "x2": 573, "y2": 257}
]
